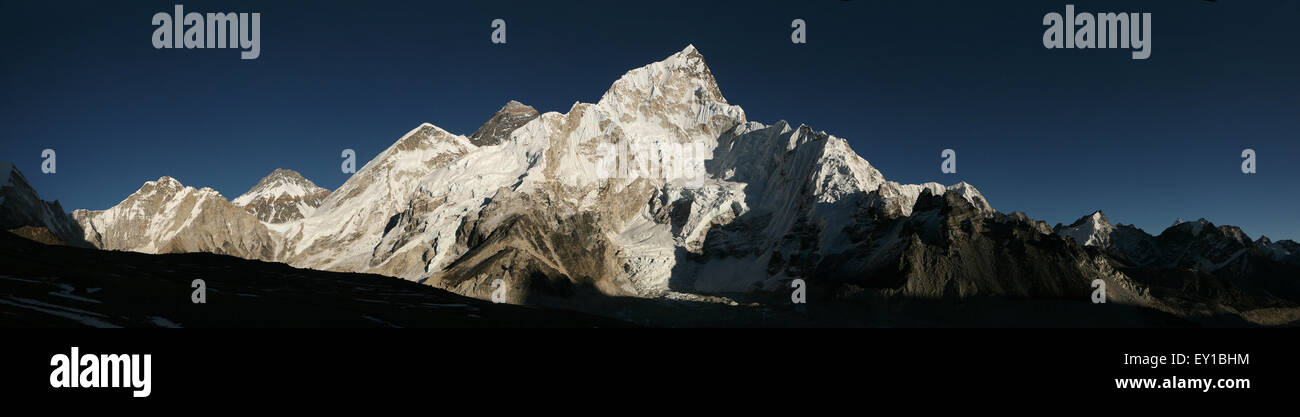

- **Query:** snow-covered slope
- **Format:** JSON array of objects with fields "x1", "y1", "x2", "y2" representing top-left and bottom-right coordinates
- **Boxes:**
[
  {"x1": 73, "y1": 177, "x2": 277, "y2": 260},
  {"x1": 280, "y1": 123, "x2": 475, "y2": 273},
  {"x1": 232, "y1": 169, "x2": 330, "y2": 223}
]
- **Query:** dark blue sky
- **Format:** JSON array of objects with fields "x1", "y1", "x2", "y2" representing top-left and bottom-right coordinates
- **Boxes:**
[{"x1": 3, "y1": 0, "x2": 1297, "y2": 239}]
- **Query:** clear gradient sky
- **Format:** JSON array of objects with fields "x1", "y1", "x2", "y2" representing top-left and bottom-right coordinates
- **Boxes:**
[{"x1": 2, "y1": 0, "x2": 1297, "y2": 239}]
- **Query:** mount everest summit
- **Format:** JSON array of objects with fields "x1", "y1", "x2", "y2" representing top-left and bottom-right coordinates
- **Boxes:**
[{"x1": 6, "y1": 45, "x2": 1298, "y2": 326}]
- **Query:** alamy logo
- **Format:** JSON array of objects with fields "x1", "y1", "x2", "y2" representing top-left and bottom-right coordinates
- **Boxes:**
[
  {"x1": 49, "y1": 347, "x2": 152, "y2": 398},
  {"x1": 593, "y1": 138, "x2": 708, "y2": 184},
  {"x1": 1043, "y1": 4, "x2": 1151, "y2": 60},
  {"x1": 152, "y1": 4, "x2": 260, "y2": 59}
]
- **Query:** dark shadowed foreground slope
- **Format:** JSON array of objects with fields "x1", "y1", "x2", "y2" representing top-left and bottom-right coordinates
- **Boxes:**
[{"x1": 0, "y1": 231, "x2": 629, "y2": 328}]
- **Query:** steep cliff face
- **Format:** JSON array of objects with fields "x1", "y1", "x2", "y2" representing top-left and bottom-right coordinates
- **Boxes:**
[{"x1": 0, "y1": 162, "x2": 88, "y2": 247}]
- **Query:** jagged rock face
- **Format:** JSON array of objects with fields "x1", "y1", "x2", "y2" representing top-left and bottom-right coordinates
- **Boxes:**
[
  {"x1": 1105, "y1": 224, "x2": 1164, "y2": 266},
  {"x1": 639, "y1": 121, "x2": 994, "y2": 294},
  {"x1": 8, "y1": 225, "x2": 66, "y2": 245},
  {"x1": 1045, "y1": 211, "x2": 1300, "y2": 318},
  {"x1": 232, "y1": 169, "x2": 330, "y2": 223},
  {"x1": 1258, "y1": 237, "x2": 1300, "y2": 264},
  {"x1": 1054, "y1": 212, "x2": 1300, "y2": 274},
  {"x1": 1134, "y1": 221, "x2": 1300, "y2": 310},
  {"x1": 468, "y1": 101, "x2": 540, "y2": 147},
  {"x1": 802, "y1": 191, "x2": 1297, "y2": 324},
  {"x1": 0, "y1": 162, "x2": 88, "y2": 247},
  {"x1": 73, "y1": 177, "x2": 277, "y2": 260},
  {"x1": 1156, "y1": 220, "x2": 1254, "y2": 269},
  {"x1": 432, "y1": 185, "x2": 633, "y2": 303},
  {"x1": 820, "y1": 191, "x2": 1153, "y2": 306}
]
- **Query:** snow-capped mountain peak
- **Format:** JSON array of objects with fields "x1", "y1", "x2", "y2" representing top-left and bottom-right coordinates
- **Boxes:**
[
  {"x1": 234, "y1": 169, "x2": 323, "y2": 201},
  {"x1": 468, "y1": 100, "x2": 540, "y2": 147},
  {"x1": 600, "y1": 44, "x2": 718, "y2": 102},
  {"x1": 1056, "y1": 210, "x2": 1115, "y2": 246},
  {"x1": 312, "y1": 123, "x2": 472, "y2": 214},
  {"x1": 594, "y1": 45, "x2": 745, "y2": 141},
  {"x1": 73, "y1": 176, "x2": 276, "y2": 259},
  {"x1": 1169, "y1": 218, "x2": 1212, "y2": 236},
  {"x1": 232, "y1": 169, "x2": 330, "y2": 223},
  {"x1": 280, "y1": 122, "x2": 475, "y2": 272},
  {"x1": 147, "y1": 176, "x2": 183, "y2": 191}
]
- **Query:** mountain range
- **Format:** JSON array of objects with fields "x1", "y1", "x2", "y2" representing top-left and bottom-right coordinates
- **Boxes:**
[{"x1": 4, "y1": 45, "x2": 1298, "y2": 326}]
